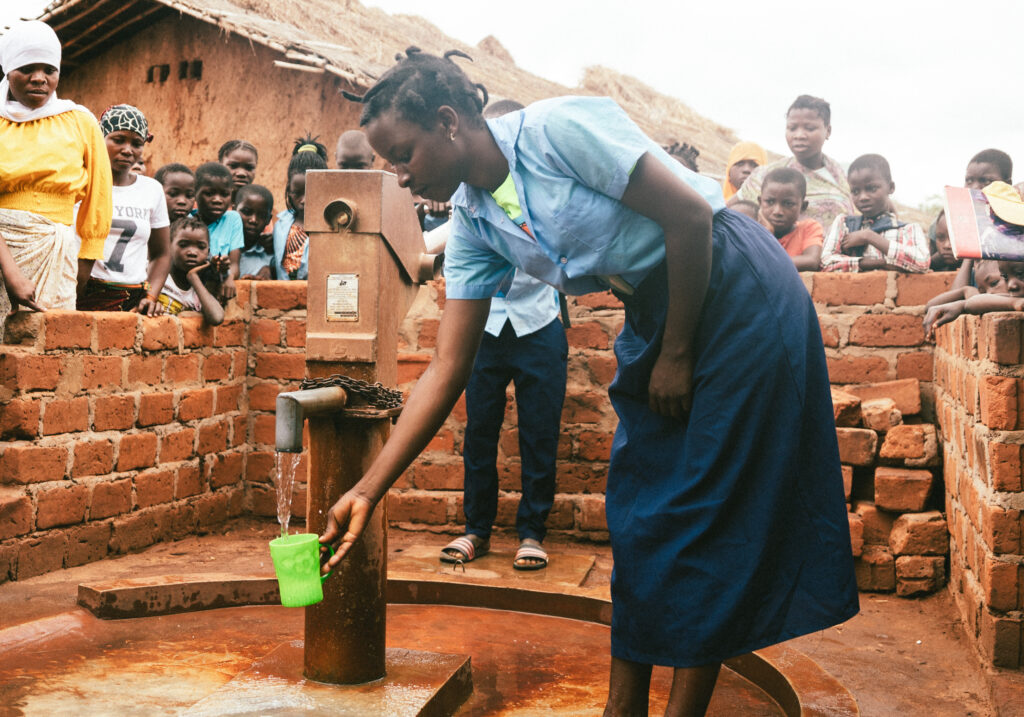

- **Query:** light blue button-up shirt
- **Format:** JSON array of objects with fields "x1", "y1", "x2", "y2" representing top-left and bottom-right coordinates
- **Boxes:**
[
  {"x1": 443, "y1": 96, "x2": 725, "y2": 300},
  {"x1": 485, "y1": 269, "x2": 560, "y2": 337}
]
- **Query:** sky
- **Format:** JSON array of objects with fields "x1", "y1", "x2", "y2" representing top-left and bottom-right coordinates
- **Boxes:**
[{"x1": 5, "y1": 0, "x2": 1022, "y2": 208}]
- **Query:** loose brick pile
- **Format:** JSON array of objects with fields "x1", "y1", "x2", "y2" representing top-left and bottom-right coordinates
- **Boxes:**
[
  {"x1": 935, "y1": 313, "x2": 1024, "y2": 668},
  {"x1": 832, "y1": 379, "x2": 946, "y2": 597}
]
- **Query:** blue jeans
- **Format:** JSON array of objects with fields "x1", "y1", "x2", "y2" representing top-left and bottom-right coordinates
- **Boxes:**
[{"x1": 463, "y1": 318, "x2": 568, "y2": 542}]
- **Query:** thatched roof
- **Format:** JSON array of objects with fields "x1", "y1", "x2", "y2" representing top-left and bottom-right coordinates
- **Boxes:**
[{"x1": 27, "y1": 0, "x2": 749, "y2": 177}]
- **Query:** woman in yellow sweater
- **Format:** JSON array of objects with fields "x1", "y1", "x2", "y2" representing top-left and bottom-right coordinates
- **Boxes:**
[{"x1": 0, "y1": 21, "x2": 111, "y2": 318}]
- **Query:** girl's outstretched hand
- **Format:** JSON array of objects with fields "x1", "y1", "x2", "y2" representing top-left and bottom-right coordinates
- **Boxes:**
[
  {"x1": 648, "y1": 349, "x2": 694, "y2": 420},
  {"x1": 320, "y1": 491, "x2": 375, "y2": 572}
]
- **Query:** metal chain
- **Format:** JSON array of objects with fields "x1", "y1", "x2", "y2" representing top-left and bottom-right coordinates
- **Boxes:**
[{"x1": 299, "y1": 374, "x2": 404, "y2": 409}]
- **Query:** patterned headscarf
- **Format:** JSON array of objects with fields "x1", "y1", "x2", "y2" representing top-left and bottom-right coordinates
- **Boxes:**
[{"x1": 99, "y1": 104, "x2": 151, "y2": 141}]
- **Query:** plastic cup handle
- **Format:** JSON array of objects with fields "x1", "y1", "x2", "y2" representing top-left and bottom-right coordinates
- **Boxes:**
[{"x1": 320, "y1": 543, "x2": 335, "y2": 582}]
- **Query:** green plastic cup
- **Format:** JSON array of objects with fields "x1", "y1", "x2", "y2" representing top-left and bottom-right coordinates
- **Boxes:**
[{"x1": 269, "y1": 533, "x2": 334, "y2": 607}]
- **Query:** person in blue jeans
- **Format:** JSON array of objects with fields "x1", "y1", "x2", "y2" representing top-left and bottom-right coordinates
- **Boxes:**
[{"x1": 440, "y1": 268, "x2": 566, "y2": 570}]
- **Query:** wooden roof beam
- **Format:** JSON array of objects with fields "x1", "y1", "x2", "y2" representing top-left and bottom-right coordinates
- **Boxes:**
[{"x1": 64, "y1": 3, "x2": 165, "y2": 62}]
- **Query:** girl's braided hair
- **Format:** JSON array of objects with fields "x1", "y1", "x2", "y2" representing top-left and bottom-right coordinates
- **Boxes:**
[
  {"x1": 287, "y1": 134, "x2": 328, "y2": 181},
  {"x1": 343, "y1": 47, "x2": 488, "y2": 129}
]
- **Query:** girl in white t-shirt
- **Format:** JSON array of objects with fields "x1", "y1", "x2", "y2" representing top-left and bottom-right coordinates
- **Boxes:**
[{"x1": 77, "y1": 104, "x2": 170, "y2": 313}]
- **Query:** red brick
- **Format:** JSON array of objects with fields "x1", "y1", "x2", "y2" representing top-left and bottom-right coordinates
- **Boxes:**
[
  {"x1": 44, "y1": 311, "x2": 92, "y2": 349},
  {"x1": 138, "y1": 392, "x2": 175, "y2": 426},
  {"x1": 576, "y1": 430, "x2": 614, "y2": 461},
  {"x1": 207, "y1": 451, "x2": 244, "y2": 488},
  {"x1": 895, "y1": 272, "x2": 955, "y2": 306},
  {"x1": 397, "y1": 353, "x2": 431, "y2": 386},
  {"x1": 413, "y1": 462, "x2": 462, "y2": 491},
  {"x1": 1, "y1": 444, "x2": 67, "y2": 484},
  {"x1": 90, "y1": 478, "x2": 132, "y2": 519},
  {"x1": 981, "y1": 555, "x2": 1019, "y2": 612},
  {"x1": 978, "y1": 612, "x2": 1022, "y2": 668},
  {"x1": 819, "y1": 318, "x2": 840, "y2": 348},
  {"x1": 126, "y1": 354, "x2": 162, "y2": 385},
  {"x1": 854, "y1": 501, "x2": 896, "y2": 545},
  {"x1": 849, "y1": 314, "x2": 925, "y2": 347},
  {"x1": 254, "y1": 281, "x2": 306, "y2": 310},
  {"x1": 175, "y1": 462, "x2": 203, "y2": 498},
  {"x1": 586, "y1": 355, "x2": 618, "y2": 386},
  {"x1": 855, "y1": 544, "x2": 896, "y2": 591},
  {"x1": 848, "y1": 511, "x2": 863, "y2": 556},
  {"x1": 827, "y1": 355, "x2": 890, "y2": 385},
  {"x1": 72, "y1": 440, "x2": 115, "y2": 477},
  {"x1": 42, "y1": 397, "x2": 89, "y2": 435},
  {"x1": 254, "y1": 353, "x2": 306, "y2": 380},
  {"x1": 982, "y1": 504, "x2": 1021, "y2": 555},
  {"x1": 160, "y1": 428, "x2": 195, "y2": 463},
  {"x1": 562, "y1": 391, "x2": 605, "y2": 424},
  {"x1": 556, "y1": 463, "x2": 607, "y2": 493},
  {"x1": 66, "y1": 522, "x2": 111, "y2": 567},
  {"x1": 16, "y1": 533, "x2": 67, "y2": 579},
  {"x1": 252, "y1": 414, "x2": 277, "y2": 445},
  {"x1": 109, "y1": 507, "x2": 172, "y2": 553},
  {"x1": 388, "y1": 491, "x2": 447, "y2": 524},
  {"x1": 566, "y1": 321, "x2": 609, "y2": 350},
  {"x1": 178, "y1": 388, "x2": 215, "y2": 421},
  {"x1": 981, "y1": 313, "x2": 1023, "y2": 365},
  {"x1": 2, "y1": 311, "x2": 43, "y2": 346},
  {"x1": 234, "y1": 278, "x2": 252, "y2": 308},
  {"x1": 831, "y1": 388, "x2": 862, "y2": 426},
  {"x1": 812, "y1": 273, "x2": 887, "y2": 306},
  {"x1": 0, "y1": 488, "x2": 32, "y2": 539},
  {"x1": 0, "y1": 397, "x2": 40, "y2": 439},
  {"x1": 0, "y1": 352, "x2": 61, "y2": 391},
  {"x1": 835, "y1": 427, "x2": 877, "y2": 466},
  {"x1": 135, "y1": 468, "x2": 174, "y2": 508},
  {"x1": 284, "y1": 319, "x2": 306, "y2": 347},
  {"x1": 879, "y1": 424, "x2": 929, "y2": 461},
  {"x1": 418, "y1": 319, "x2": 439, "y2": 349},
  {"x1": 95, "y1": 312, "x2": 138, "y2": 350},
  {"x1": 118, "y1": 432, "x2": 158, "y2": 471},
  {"x1": 895, "y1": 555, "x2": 945, "y2": 597},
  {"x1": 246, "y1": 383, "x2": 278, "y2": 412},
  {"x1": 251, "y1": 318, "x2": 281, "y2": 346},
  {"x1": 93, "y1": 394, "x2": 136, "y2": 431},
  {"x1": 579, "y1": 494, "x2": 608, "y2": 531},
  {"x1": 246, "y1": 451, "x2": 276, "y2": 483},
  {"x1": 875, "y1": 467, "x2": 934, "y2": 512},
  {"x1": 980, "y1": 375, "x2": 1018, "y2": 430},
  {"x1": 425, "y1": 429, "x2": 454, "y2": 454},
  {"x1": 232, "y1": 350, "x2": 247, "y2": 379},
  {"x1": 195, "y1": 492, "x2": 231, "y2": 529},
  {"x1": 988, "y1": 442, "x2": 1023, "y2": 492},
  {"x1": 198, "y1": 419, "x2": 230, "y2": 455},
  {"x1": 896, "y1": 352, "x2": 933, "y2": 381},
  {"x1": 203, "y1": 353, "x2": 232, "y2": 382},
  {"x1": 575, "y1": 290, "x2": 623, "y2": 310},
  {"x1": 163, "y1": 353, "x2": 200, "y2": 383},
  {"x1": 213, "y1": 321, "x2": 246, "y2": 347},
  {"x1": 180, "y1": 315, "x2": 214, "y2": 347},
  {"x1": 215, "y1": 385, "x2": 242, "y2": 414},
  {"x1": 844, "y1": 379, "x2": 922, "y2": 416},
  {"x1": 141, "y1": 316, "x2": 178, "y2": 350},
  {"x1": 842, "y1": 465, "x2": 854, "y2": 500},
  {"x1": 36, "y1": 483, "x2": 89, "y2": 528},
  {"x1": 861, "y1": 398, "x2": 901, "y2": 432},
  {"x1": 80, "y1": 355, "x2": 123, "y2": 390}
]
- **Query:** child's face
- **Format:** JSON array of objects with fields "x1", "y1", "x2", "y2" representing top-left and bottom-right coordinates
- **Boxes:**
[
  {"x1": 236, "y1": 194, "x2": 271, "y2": 241},
  {"x1": 286, "y1": 173, "x2": 307, "y2": 219},
  {"x1": 222, "y1": 147, "x2": 258, "y2": 188},
  {"x1": 785, "y1": 108, "x2": 830, "y2": 165},
  {"x1": 196, "y1": 176, "x2": 233, "y2": 222},
  {"x1": 105, "y1": 130, "x2": 145, "y2": 176},
  {"x1": 172, "y1": 227, "x2": 210, "y2": 270},
  {"x1": 934, "y1": 215, "x2": 953, "y2": 262},
  {"x1": 759, "y1": 181, "x2": 806, "y2": 236},
  {"x1": 976, "y1": 261, "x2": 1008, "y2": 294},
  {"x1": 965, "y1": 162, "x2": 1004, "y2": 191},
  {"x1": 162, "y1": 172, "x2": 195, "y2": 221},
  {"x1": 728, "y1": 160, "x2": 759, "y2": 190},
  {"x1": 997, "y1": 261, "x2": 1024, "y2": 297},
  {"x1": 848, "y1": 167, "x2": 894, "y2": 218}
]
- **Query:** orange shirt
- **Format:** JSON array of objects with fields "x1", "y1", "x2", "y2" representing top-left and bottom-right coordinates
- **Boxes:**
[{"x1": 776, "y1": 219, "x2": 823, "y2": 257}]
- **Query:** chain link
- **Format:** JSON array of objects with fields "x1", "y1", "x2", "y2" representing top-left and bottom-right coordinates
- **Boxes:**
[{"x1": 299, "y1": 374, "x2": 404, "y2": 409}]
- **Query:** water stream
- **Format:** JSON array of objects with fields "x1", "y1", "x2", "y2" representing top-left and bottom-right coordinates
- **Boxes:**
[{"x1": 273, "y1": 452, "x2": 302, "y2": 537}]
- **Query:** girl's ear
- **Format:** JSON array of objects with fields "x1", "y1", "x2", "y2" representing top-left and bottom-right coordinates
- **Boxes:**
[{"x1": 437, "y1": 105, "x2": 459, "y2": 138}]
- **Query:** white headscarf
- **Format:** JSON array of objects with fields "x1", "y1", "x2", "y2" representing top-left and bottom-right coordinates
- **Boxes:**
[{"x1": 0, "y1": 20, "x2": 90, "y2": 123}]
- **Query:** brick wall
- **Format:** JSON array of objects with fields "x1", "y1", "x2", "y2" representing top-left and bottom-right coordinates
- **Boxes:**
[
  {"x1": 0, "y1": 271, "x2": 962, "y2": 588},
  {"x1": 935, "y1": 313, "x2": 1024, "y2": 668}
]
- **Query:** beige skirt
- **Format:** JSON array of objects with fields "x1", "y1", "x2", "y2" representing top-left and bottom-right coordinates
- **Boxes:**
[{"x1": 0, "y1": 208, "x2": 77, "y2": 323}]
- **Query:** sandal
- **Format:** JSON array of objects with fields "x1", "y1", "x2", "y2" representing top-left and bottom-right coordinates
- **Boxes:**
[
  {"x1": 440, "y1": 535, "x2": 489, "y2": 564},
  {"x1": 513, "y1": 540, "x2": 548, "y2": 571}
]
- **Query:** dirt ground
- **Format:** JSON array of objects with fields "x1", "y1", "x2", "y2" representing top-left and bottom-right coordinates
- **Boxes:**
[{"x1": 1, "y1": 518, "x2": 1022, "y2": 716}]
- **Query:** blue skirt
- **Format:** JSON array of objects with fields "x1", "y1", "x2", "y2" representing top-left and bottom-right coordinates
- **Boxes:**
[{"x1": 606, "y1": 209, "x2": 859, "y2": 667}]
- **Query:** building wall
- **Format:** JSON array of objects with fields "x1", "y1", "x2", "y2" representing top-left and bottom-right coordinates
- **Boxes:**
[{"x1": 58, "y1": 13, "x2": 365, "y2": 207}]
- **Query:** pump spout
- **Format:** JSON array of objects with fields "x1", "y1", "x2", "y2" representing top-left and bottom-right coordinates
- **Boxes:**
[{"x1": 275, "y1": 386, "x2": 349, "y2": 453}]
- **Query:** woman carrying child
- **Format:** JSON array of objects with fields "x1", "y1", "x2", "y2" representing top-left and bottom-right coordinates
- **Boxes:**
[
  {"x1": 0, "y1": 20, "x2": 112, "y2": 321},
  {"x1": 318, "y1": 49, "x2": 858, "y2": 715},
  {"x1": 77, "y1": 104, "x2": 170, "y2": 313},
  {"x1": 273, "y1": 137, "x2": 328, "y2": 281}
]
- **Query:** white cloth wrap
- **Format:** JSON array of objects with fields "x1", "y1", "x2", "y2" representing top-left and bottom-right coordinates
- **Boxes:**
[{"x1": 0, "y1": 208, "x2": 77, "y2": 319}]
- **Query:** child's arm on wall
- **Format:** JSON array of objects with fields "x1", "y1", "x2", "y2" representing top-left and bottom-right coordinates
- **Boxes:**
[
  {"x1": 187, "y1": 263, "x2": 225, "y2": 325},
  {"x1": 819, "y1": 215, "x2": 859, "y2": 272},
  {"x1": 792, "y1": 245, "x2": 821, "y2": 271},
  {"x1": 220, "y1": 248, "x2": 241, "y2": 300},
  {"x1": 923, "y1": 299, "x2": 966, "y2": 340},
  {"x1": 963, "y1": 293, "x2": 1024, "y2": 315},
  {"x1": 879, "y1": 223, "x2": 931, "y2": 273},
  {"x1": 925, "y1": 285, "x2": 977, "y2": 310}
]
